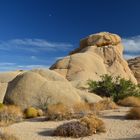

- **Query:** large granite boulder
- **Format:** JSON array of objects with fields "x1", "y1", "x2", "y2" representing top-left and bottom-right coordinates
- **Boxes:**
[
  {"x1": 0, "y1": 71, "x2": 23, "y2": 103},
  {"x1": 128, "y1": 56, "x2": 140, "y2": 83},
  {"x1": 4, "y1": 69, "x2": 102, "y2": 109},
  {"x1": 50, "y1": 32, "x2": 137, "y2": 89}
]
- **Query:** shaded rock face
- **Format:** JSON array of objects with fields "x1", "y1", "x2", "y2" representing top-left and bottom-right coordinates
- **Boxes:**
[
  {"x1": 50, "y1": 32, "x2": 137, "y2": 88},
  {"x1": 3, "y1": 69, "x2": 102, "y2": 109},
  {"x1": 128, "y1": 57, "x2": 140, "y2": 83},
  {"x1": 0, "y1": 71, "x2": 23, "y2": 103}
]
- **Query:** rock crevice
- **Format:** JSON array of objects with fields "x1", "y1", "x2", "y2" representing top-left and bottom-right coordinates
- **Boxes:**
[{"x1": 50, "y1": 32, "x2": 137, "y2": 88}]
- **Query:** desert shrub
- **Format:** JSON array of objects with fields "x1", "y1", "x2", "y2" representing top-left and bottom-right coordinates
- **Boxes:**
[
  {"x1": 89, "y1": 98, "x2": 118, "y2": 113},
  {"x1": 88, "y1": 74, "x2": 140, "y2": 102},
  {"x1": 53, "y1": 115, "x2": 105, "y2": 138},
  {"x1": 24, "y1": 107, "x2": 38, "y2": 118},
  {"x1": 46, "y1": 102, "x2": 93, "y2": 121},
  {"x1": 46, "y1": 103, "x2": 71, "y2": 121},
  {"x1": 35, "y1": 96, "x2": 51, "y2": 110},
  {"x1": 0, "y1": 103, "x2": 4, "y2": 109},
  {"x1": 0, "y1": 132, "x2": 18, "y2": 140},
  {"x1": 72, "y1": 102, "x2": 91, "y2": 114},
  {"x1": 37, "y1": 109, "x2": 44, "y2": 116},
  {"x1": 80, "y1": 115, "x2": 106, "y2": 133},
  {"x1": 0, "y1": 105, "x2": 23, "y2": 126},
  {"x1": 126, "y1": 107, "x2": 140, "y2": 119},
  {"x1": 118, "y1": 96, "x2": 140, "y2": 107},
  {"x1": 53, "y1": 121, "x2": 90, "y2": 138}
]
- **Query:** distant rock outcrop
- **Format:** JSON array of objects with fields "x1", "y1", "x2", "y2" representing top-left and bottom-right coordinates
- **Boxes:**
[
  {"x1": 3, "y1": 69, "x2": 102, "y2": 109},
  {"x1": 128, "y1": 56, "x2": 140, "y2": 83},
  {"x1": 0, "y1": 71, "x2": 23, "y2": 103},
  {"x1": 50, "y1": 32, "x2": 137, "y2": 89}
]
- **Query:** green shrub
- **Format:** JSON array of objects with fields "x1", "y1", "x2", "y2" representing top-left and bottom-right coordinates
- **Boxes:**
[{"x1": 88, "y1": 74, "x2": 140, "y2": 102}]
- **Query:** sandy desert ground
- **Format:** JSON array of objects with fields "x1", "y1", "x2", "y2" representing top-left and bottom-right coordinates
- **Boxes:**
[{"x1": 1, "y1": 107, "x2": 140, "y2": 140}]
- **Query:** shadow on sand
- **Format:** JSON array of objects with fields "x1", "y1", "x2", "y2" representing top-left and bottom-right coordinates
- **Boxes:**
[
  {"x1": 38, "y1": 128, "x2": 54, "y2": 137},
  {"x1": 101, "y1": 115, "x2": 125, "y2": 120},
  {"x1": 26, "y1": 117, "x2": 46, "y2": 122}
]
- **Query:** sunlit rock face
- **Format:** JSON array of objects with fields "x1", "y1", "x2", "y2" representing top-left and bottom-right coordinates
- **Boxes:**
[
  {"x1": 128, "y1": 56, "x2": 140, "y2": 83},
  {"x1": 3, "y1": 69, "x2": 102, "y2": 109},
  {"x1": 50, "y1": 32, "x2": 137, "y2": 89}
]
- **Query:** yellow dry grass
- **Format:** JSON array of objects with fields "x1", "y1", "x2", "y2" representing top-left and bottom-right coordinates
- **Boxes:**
[
  {"x1": 0, "y1": 105, "x2": 23, "y2": 126},
  {"x1": 0, "y1": 128, "x2": 18, "y2": 140},
  {"x1": 126, "y1": 107, "x2": 140, "y2": 120},
  {"x1": 46, "y1": 102, "x2": 92, "y2": 121},
  {"x1": 72, "y1": 102, "x2": 91, "y2": 113},
  {"x1": 118, "y1": 96, "x2": 140, "y2": 107},
  {"x1": 89, "y1": 98, "x2": 118, "y2": 113},
  {"x1": 80, "y1": 114, "x2": 106, "y2": 134}
]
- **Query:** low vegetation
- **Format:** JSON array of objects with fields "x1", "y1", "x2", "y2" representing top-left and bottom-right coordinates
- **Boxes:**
[
  {"x1": 46, "y1": 103, "x2": 71, "y2": 121},
  {"x1": 53, "y1": 115, "x2": 106, "y2": 138},
  {"x1": 46, "y1": 102, "x2": 93, "y2": 121},
  {"x1": 53, "y1": 121, "x2": 90, "y2": 138},
  {"x1": 24, "y1": 107, "x2": 38, "y2": 118},
  {"x1": 0, "y1": 132, "x2": 18, "y2": 140},
  {"x1": 118, "y1": 96, "x2": 140, "y2": 107},
  {"x1": 89, "y1": 98, "x2": 118, "y2": 113},
  {"x1": 88, "y1": 74, "x2": 140, "y2": 102},
  {"x1": 126, "y1": 107, "x2": 140, "y2": 120},
  {"x1": 0, "y1": 105, "x2": 23, "y2": 126},
  {"x1": 72, "y1": 102, "x2": 91, "y2": 114},
  {"x1": 24, "y1": 107, "x2": 44, "y2": 118},
  {"x1": 46, "y1": 99, "x2": 118, "y2": 121}
]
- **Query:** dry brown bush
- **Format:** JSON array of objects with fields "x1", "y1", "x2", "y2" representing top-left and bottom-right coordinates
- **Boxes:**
[
  {"x1": 53, "y1": 121, "x2": 90, "y2": 138},
  {"x1": 72, "y1": 102, "x2": 91, "y2": 114},
  {"x1": 80, "y1": 115, "x2": 106, "y2": 134},
  {"x1": 118, "y1": 96, "x2": 140, "y2": 107},
  {"x1": 46, "y1": 103, "x2": 71, "y2": 121},
  {"x1": 0, "y1": 105, "x2": 23, "y2": 126},
  {"x1": 126, "y1": 107, "x2": 140, "y2": 120},
  {"x1": 46, "y1": 99, "x2": 118, "y2": 121},
  {"x1": 0, "y1": 132, "x2": 18, "y2": 140},
  {"x1": 89, "y1": 98, "x2": 118, "y2": 113},
  {"x1": 53, "y1": 115, "x2": 106, "y2": 138},
  {"x1": 46, "y1": 102, "x2": 93, "y2": 121}
]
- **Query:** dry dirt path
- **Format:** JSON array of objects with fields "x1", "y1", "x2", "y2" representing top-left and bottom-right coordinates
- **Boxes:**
[{"x1": 2, "y1": 107, "x2": 140, "y2": 140}]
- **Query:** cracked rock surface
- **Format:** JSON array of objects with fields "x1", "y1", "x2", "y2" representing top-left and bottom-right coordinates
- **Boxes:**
[
  {"x1": 128, "y1": 56, "x2": 140, "y2": 83},
  {"x1": 50, "y1": 32, "x2": 137, "y2": 89}
]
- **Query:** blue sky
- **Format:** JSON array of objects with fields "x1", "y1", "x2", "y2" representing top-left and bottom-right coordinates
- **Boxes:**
[{"x1": 0, "y1": 0, "x2": 140, "y2": 71}]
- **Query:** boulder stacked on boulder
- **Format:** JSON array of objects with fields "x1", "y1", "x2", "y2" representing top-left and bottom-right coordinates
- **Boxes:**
[
  {"x1": 0, "y1": 32, "x2": 137, "y2": 109},
  {"x1": 50, "y1": 32, "x2": 137, "y2": 88}
]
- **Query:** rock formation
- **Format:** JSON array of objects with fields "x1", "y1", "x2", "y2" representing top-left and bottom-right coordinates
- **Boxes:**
[
  {"x1": 0, "y1": 32, "x2": 137, "y2": 109},
  {"x1": 3, "y1": 69, "x2": 102, "y2": 109},
  {"x1": 0, "y1": 71, "x2": 23, "y2": 102},
  {"x1": 128, "y1": 56, "x2": 140, "y2": 83},
  {"x1": 50, "y1": 32, "x2": 137, "y2": 88}
]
